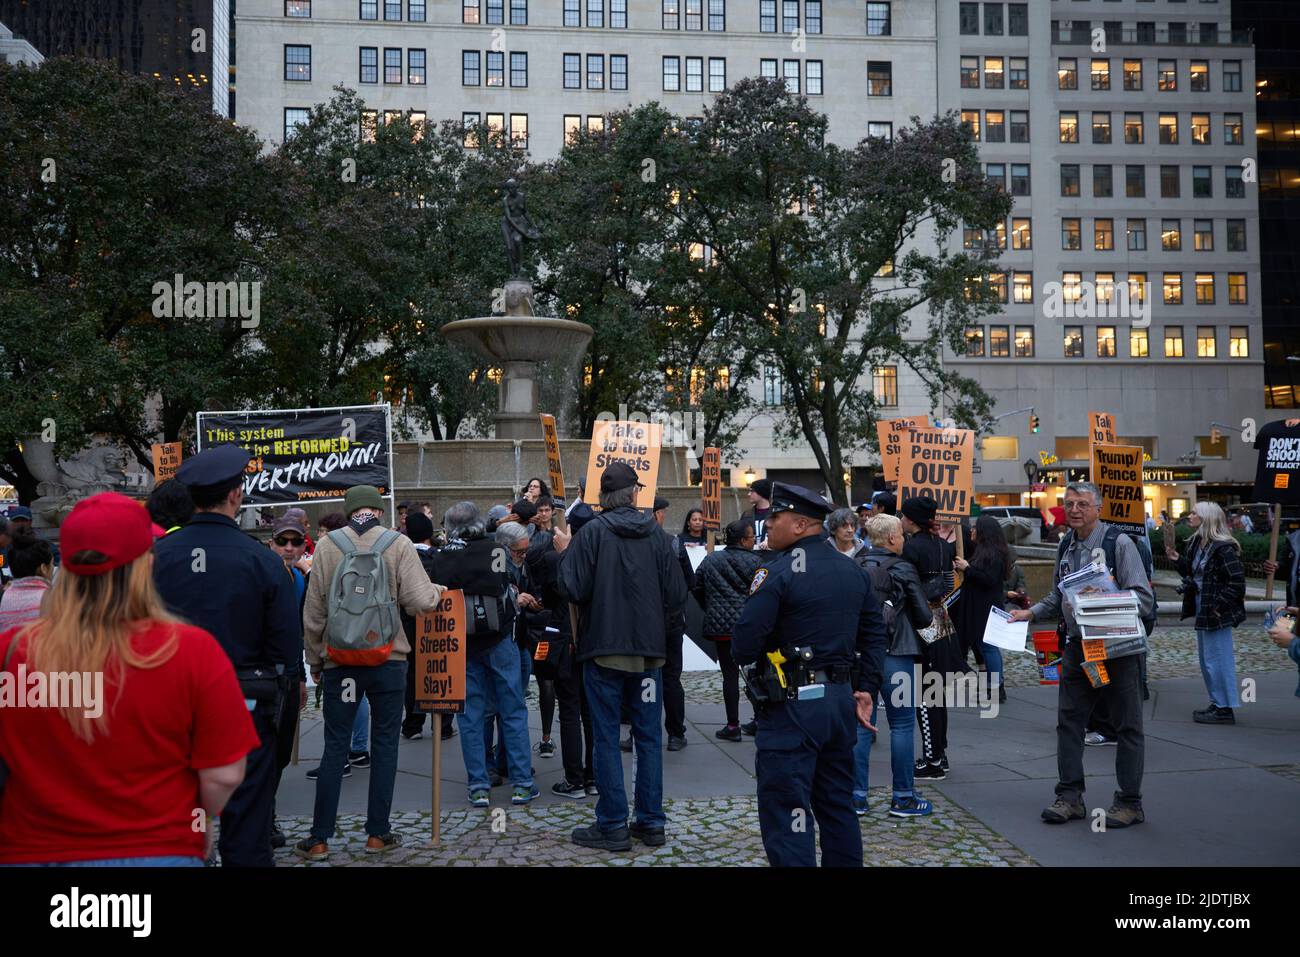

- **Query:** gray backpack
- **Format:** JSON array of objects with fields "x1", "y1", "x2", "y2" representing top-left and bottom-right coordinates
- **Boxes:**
[{"x1": 324, "y1": 528, "x2": 402, "y2": 667}]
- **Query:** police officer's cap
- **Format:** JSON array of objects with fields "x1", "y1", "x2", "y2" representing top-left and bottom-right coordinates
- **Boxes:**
[
  {"x1": 175, "y1": 444, "x2": 251, "y2": 493},
  {"x1": 768, "y1": 482, "x2": 831, "y2": 521}
]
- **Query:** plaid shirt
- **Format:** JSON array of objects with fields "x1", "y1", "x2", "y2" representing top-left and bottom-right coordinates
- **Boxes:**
[{"x1": 1176, "y1": 538, "x2": 1247, "y2": 631}]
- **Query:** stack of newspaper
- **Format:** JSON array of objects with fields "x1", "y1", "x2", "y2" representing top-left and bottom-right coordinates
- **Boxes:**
[{"x1": 1058, "y1": 562, "x2": 1147, "y2": 659}]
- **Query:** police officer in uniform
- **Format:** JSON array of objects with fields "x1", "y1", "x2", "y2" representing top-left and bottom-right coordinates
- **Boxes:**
[
  {"x1": 153, "y1": 444, "x2": 302, "y2": 866},
  {"x1": 733, "y1": 483, "x2": 888, "y2": 867}
]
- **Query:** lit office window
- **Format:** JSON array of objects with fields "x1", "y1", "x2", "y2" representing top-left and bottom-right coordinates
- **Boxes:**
[
  {"x1": 872, "y1": 366, "x2": 898, "y2": 407},
  {"x1": 1130, "y1": 328, "x2": 1148, "y2": 358},
  {"x1": 1196, "y1": 326, "x2": 1216, "y2": 358},
  {"x1": 1229, "y1": 327, "x2": 1249, "y2": 357},
  {"x1": 1014, "y1": 326, "x2": 1034, "y2": 357},
  {"x1": 1164, "y1": 326, "x2": 1184, "y2": 358}
]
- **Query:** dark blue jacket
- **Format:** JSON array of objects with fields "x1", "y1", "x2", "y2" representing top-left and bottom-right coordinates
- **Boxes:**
[
  {"x1": 732, "y1": 531, "x2": 888, "y2": 698},
  {"x1": 152, "y1": 512, "x2": 302, "y2": 671}
]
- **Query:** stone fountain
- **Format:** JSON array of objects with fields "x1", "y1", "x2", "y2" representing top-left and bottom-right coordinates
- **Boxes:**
[{"x1": 441, "y1": 178, "x2": 594, "y2": 440}]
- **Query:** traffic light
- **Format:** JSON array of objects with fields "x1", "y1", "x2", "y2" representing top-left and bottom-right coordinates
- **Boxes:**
[{"x1": 1030, "y1": 413, "x2": 1040, "y2": 433}]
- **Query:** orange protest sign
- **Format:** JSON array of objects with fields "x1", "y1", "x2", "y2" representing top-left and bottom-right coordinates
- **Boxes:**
[
  {"x1": 151, "y1": 442, "x2": 183, "y2": 482},
  {"x1": 414, "y1": 590, "x2": 467, "y2": 713},
  {"x1": 584, "y1": 419, "x2": 663, "y2": 510},
  {"x1": 1088, "y1": 411, "x2": 1117, "y2": 453},
  {"x1": 896, "y1": 426, "x2": 975, "y2": 521},
  {"x1": 876, "y1": 416, "x2": 929, "y2": 487},
  {"x1": 700, "y1": 447, "x2": 722, "y2": 530},
  {"x1": 1091, "y1": 443, "x2": 1145, "y2": 533},
  {"x1": 539, "y1": 414, "x2": 566, "y2": 501}
]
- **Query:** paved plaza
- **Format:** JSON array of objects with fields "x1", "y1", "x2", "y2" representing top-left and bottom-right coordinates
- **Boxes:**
[{"x1": 273, "y1": 628, "x2": 1300, "y2": 867}]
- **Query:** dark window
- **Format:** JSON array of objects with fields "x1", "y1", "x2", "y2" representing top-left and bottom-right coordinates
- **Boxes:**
[
  {"x1": 1126, "y1": 165, "x2": 1145, "y2": 198},
  {"x1": 1094, "y1": 165, "x2": 1113, "y2": 198},
  {"x1": 564, "y1": 53, "x2": 580, "y2": 89},
  {"x1": 984, "y1": 3, "x2": 1003, "y2": 36},
  {"x1": 361, "y1": 0, "x2": 378, "y2": 19},
  {"x1": 487, "y1": 50, "x2": 505, "y2": 86},
  {"x1": 959, "y1": 2, "x2": 979, "y2": 35},
  {"x1": 384, "y1": 47, "x2": 401, "y2": 84},
  {"x1": 463, "y1": 50, "x2": 481, "y2": 86},
  {"x1": 709, "y1": 0, "x2": 724, "y2": 31},
  {"x1": 1226, "y1": 220, "x2": 1246, "y2": 252},
  {"x1": 1008, "y1": 3, "x2": 1027, "y2": 36},
  {"x1": 1060, "y1": 164, "x2": 1080, "y2": 197},
  {"x1": 360, "y1": 47, "x2": 378, "y2": 84},
  {"x1": 1011, "y1": 163, "x2": 1030, "y2": 196},
  {"x1": 409, "y1": 1, "x2": 426, "y2": 21},
  {"x1": 1160, "y1": 165, "x2": 1180, "y2": 199},
  {"x1": 385, "y1": 0, "x2": 401, "y2": 19},
  {"x1": 806, "y1": 1, "x2": 821, "y2": 34},
  {"x1": 408, "y1": 49, "x2": 426, "y2": 85},
  {"x1": 611, "y1": 55, "x2": 628, "y2": 90},
  {"x1": 1192, "y1": 166, "x2": 1211, "y2": 199},
  {"x1": 510, "y1": 51, "x2": 528, "y2": 87}
]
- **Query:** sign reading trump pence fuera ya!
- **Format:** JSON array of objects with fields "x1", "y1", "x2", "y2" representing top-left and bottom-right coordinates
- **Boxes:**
[
  {"x1": 584, "y1": 419, "x2": 663, "y2": 510},
  {"x1": 1091, "y1": 443, "x2": 1145, "y2": 533},
  {"x1": 896, "y1": 426, "x2": 975, "y2": 521}
]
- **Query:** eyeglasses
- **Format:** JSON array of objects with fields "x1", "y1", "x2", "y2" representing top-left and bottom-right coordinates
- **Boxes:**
[
  {"x1": 274, "y1": 535, "x2": 304, "y2": 547},
  {"x1": 1062, "y1": 501, "x2": 1097, "y2": 512}
]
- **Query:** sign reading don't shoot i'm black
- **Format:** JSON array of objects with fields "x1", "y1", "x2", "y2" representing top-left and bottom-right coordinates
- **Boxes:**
[{"x1": 196, "y1": 404, "x2": 393, "y2": 507}]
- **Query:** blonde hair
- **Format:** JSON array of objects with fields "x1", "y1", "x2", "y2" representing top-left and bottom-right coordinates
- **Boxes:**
[
  {"x1": 866, "y1": 513, "x2": 902, "y2": 546},
  {"x1": 1191, "y1": 501, "x2": 1240, "y2": 553},
  {"x1": 16, "y1": 552, "x2": 181, "y2": 743}
]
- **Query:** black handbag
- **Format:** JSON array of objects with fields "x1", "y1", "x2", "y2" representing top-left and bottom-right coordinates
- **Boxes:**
[{"x1": 530, "y1": 626, "x2": 572, "y2": 681}]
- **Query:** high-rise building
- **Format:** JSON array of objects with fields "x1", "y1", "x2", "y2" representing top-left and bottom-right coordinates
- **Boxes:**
[
  {"x1": 231, "y1": 0, "x2": 1264, "y2": 511},
  {"x1": 0, "y1": 0, "x2": 233, "y2": 116},
  {"x1": 1233, "y1": 0, "x2": 1300, "y2": 409}
]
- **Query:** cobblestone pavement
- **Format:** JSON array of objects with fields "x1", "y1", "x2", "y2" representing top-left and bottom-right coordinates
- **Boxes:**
[
  {"x1": 682, "y1": 627, "x2": 1294, "y2": 703},
  {"x1": 271, "y1": 790, "x2": 1037, "y2": 867}
]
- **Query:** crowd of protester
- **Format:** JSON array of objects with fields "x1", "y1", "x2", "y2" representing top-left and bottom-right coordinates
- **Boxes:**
[{"x1": 0, "y1": 457, "x2": 1296, "y2": 866}]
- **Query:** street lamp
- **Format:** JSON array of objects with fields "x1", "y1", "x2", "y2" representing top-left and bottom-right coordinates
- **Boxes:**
[
  {"x1": 743, "y1": 467, "x2": 756, "y2": 486},
  {"x1": 1023, "y1": 459, "x2": 1038, "y2": 486}
]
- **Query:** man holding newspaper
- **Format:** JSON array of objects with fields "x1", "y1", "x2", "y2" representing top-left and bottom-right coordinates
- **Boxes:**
[{"x1": 1009, "y1": 482, "x2": 1155, "y2": 829}]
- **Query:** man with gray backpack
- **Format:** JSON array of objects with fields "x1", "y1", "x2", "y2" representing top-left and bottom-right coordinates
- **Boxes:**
[{"x1": 295, "y1": 485, "x2": 443, "y2": 861}]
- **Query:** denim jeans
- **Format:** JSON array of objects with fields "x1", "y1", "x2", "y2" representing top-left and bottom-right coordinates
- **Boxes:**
[
  {"x1": 310, "y1": 660, "x2": 406, "y2": 843},
  {"x1": 980, "y1": 642, "x2": 1003, "y2": 693},
  {"x1": 853, "y1": 654, "x2": 918, "y2": 802},
  {"x1": 1195, "y1": 597, "x2": 1240, "y2": 708},
  {"x1": 488, "y1": 643, "x2": 533, "y2": 775},
  {"x1": 351, "y1": 693, "x2": 370, "y2": 753},
  {"x1": 5, "y1": 856, "x2": 204, "y2": 867},
  {"x1": 459, "y1": 638, "x2": 533, "y2": 793},
  {"x1": 584, "y1": 660, "x2": 664, "y2": 831}
]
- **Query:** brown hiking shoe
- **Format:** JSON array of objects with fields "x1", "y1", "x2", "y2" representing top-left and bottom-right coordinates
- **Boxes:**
[
  {"x1": 365, "y1": 832, "x2": 403, "y2": 854},
  {"x1": 1041, "y1": 798, "x2": 1086, "y2": 824},
  {"x1": 1105, "y1": 805, "x2": 1145, "y2": 828},
  {"x1": 293, "y1": 838, "x2": 329, "y2": 861}
]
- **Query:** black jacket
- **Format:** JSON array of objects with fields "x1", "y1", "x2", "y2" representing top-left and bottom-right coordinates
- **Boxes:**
[
  {"x1": 953, "y1": 546, "x2": 1009, "y2": 666},
  {"x1": 693, "y1": 547, "x2": 762, "y2": 638},
  {"x1": 902, "y1": 531, "x2": 955, "y2": 603},
  {"x1": 1176, "y1": 537, "x2": 1247, "y2": 631},
  {"x1": 400, "y1": 543, "x2": 441, "y2": 647},
  {"x1": 558, "y1": 506, "x2": 688, "y2": 662},
  {"x1": 857, "y1": 546, "x2": 932, "y2": 657},
  {"x1": 426, "y1": 536, "x2": 515, "y2": 653}
]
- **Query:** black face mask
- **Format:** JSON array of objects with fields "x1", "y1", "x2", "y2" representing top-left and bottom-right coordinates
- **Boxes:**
[{"x1": 350, "y1": 515, "x2": 382, "y2": 536}]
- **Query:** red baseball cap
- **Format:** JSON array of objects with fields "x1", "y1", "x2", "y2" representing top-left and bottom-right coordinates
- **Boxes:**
[{"x1": 61, "y1": 492, "x2": 165, "y2": 576}]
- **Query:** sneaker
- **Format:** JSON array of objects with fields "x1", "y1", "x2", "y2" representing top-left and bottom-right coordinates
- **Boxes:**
[
  {"x1": 469, "y1": 789, "x2": 490, "y2": 808},
  {"x1": 715, "y1": 724, "x2": 742, "y2": 742},
  {"x1": 852, "y1": 795, "x2": 868, "y2": 817},
  {"x1": 347, "y1": 751, "x2": 371, "y2": 769},
  {"x1": 583, "y1": 779, "x2": 599, "y2": 797},
  {"x1": 270, "y1": 823, "x2": 287, "y2": 849},
  {"x1": 629, "y1": 822, "x2": 666, "y2": 846},
  {"x1": 512, "y1": 784, "x2": 541, "y2": 805},
  {"x1": 1105, "y1": 804, "x2": 1145, "y2": 828},
  {"x1": 939, "y1": 755, "x2": 949, "y2": 773},
  {"x1": 293, "y1": 837, "x2": 329, "y2": 861},
  {"x1": 620, "y1": 733, "x2": 633, "y2": 753},
  {"x1": 1193, "y1": 706, "x2": 1235, "y2": 725},
  {"x1": 552, "y1": 780, "x2": 588, "y2": 799},
  {"x1": 666, "y1": 735, "x2": 687, "y2": 751},
  {"x1": 889, "y1": 796, "x2": 934, "y2": 818},
  {"x1": 1041, "y1": 798, "x2": 1086, "y2": 824},
  {"x1": 365, "y1": 832, "x2": 403, "y2": 854},
  {"x1": 1084, "y1": 731, "x2": 1118, "y2": 746},
  {"x1": 401, "y1": 729, "x2": 424, "y2": 740},
  {"x1": 572, "y1": 823, "x2": 631, "y2": 851},
  {"x1": 913, "y1": 760, "x2": 947, "y2": 781},
  {"x1": 306, "y1": 762, "x2": 351, "y2": 780},
  {"x1": 740, "y1": 720, "x2": 758, "y2": 736},
  {"x1": 537, "y1": 739, "x2": 556, "y2": 758}
]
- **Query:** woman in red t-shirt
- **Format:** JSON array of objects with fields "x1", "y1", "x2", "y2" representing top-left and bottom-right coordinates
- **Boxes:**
[{"x1": 0, "y1": 492, "x2": 260, "y2": 866}]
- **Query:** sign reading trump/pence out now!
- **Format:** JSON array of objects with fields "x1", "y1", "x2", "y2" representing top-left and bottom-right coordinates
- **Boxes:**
[
  {"x1": 539, "y1": 413, "x2": 566, "y2": 503},
  {"x1": 700, "y1": 447, "x2": 722, "y2": 531},
  {"x1": 584, "y1": 419, "x2": 663, "y2": 510},
  {"x1": 876, "y1": 416, "x2": 930, "y2": 488},
  {"x1": 896, "y1": 426, "x2": 975, "y2": 521},
  {"x1": 414, "y1": 590, "x2": 466, "y2": 714},
  {"x1": 1091, "y1": 444, "x2": 1146, "y2": 533}
]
